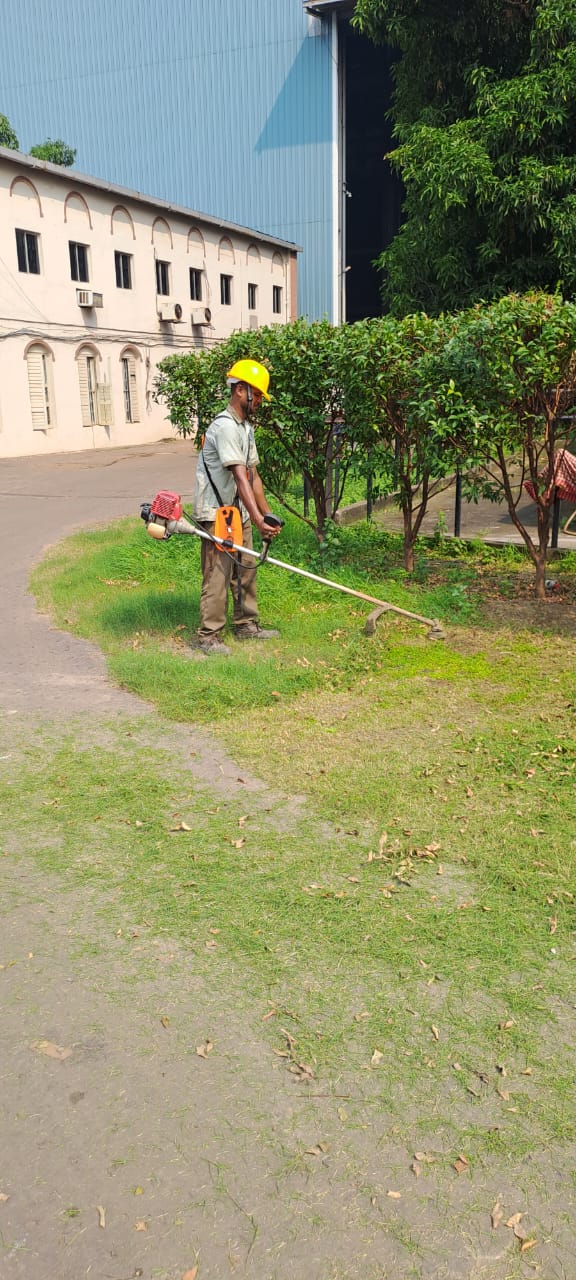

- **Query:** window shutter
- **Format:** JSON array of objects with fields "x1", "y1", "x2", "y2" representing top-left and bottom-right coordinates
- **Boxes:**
[
  {"x1": 27, "y1": 348, "x2": 51, "y2": 429},
  {"x1": 128, "y1": 357, "x2": 140, "y2": 422},
  {"x1": 96, "y1": 381, "x2": 114, "y2": 426},
  {"x1": 78, "y1": 355, "x2": 93, "y2": 427}
]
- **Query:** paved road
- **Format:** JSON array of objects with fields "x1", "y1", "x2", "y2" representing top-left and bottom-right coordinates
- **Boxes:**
[{"x1": 0, "y1": 440, "x2": 194, "y2": 716}]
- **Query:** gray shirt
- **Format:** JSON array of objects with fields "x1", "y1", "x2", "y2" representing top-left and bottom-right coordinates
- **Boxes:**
[{"x1": 193, "y1": 406, "x2": 259, "y2": 521}]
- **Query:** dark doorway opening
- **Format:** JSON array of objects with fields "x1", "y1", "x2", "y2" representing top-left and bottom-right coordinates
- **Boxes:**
[{"x1": 341, "y1": 22, "x2": 402, "y2": 322}]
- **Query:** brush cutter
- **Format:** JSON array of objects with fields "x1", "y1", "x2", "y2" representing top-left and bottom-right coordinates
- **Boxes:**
[{"x1": 140, "y1": 491, "x2": 446, "y2": 640}]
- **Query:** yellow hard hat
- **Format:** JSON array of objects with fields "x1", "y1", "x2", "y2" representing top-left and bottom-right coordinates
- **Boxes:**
[{"x1": 227, "y1": 358, "x2": 271, "y2": 400}]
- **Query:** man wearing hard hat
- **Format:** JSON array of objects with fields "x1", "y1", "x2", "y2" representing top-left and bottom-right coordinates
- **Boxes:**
[{"x1": 192, "y1": 359, "x2": 282, "y2": 655}]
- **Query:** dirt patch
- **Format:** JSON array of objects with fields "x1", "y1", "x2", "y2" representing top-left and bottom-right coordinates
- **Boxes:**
[{"x1": 480, "y1": 596, "x2": 576, "y2": 635}]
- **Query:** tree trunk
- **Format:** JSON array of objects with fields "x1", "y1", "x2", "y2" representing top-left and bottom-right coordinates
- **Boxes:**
[
  {"x1": 402, "y1": 505, "x2": 415, "y2": 571},
  {"x1": 533, "y1": 554, "x2": 547, "y2": 600}
]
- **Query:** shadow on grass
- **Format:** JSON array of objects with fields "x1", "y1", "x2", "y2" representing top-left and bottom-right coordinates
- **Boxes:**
[{"x1": 99, "y1": 591, "x2": 198, "y2": 636}]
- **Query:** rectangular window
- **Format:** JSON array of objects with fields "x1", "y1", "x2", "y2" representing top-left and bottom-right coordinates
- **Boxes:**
[
  {"x1": 69, "y1": 241, "x2": 89, "y2": 283},
  {"x1": 220, "y1": 273, "x2": 232, "y2": 306},
  {"x1": 16, "y1": 228, "x2": 40, "y2": 274},
  {"x1": 189, "y1": 267, "x2": 202, "y2": 301},
  {"x1": 273, "y1": 285, "x2": 282, "y2": 315},
  {"x1": 115, "y1": 251, "x2": 132, "y2": 290},
  {"x1": 155, "y1": 259, "x2": 170, "y2": 296},
  {"x1": 248, "y1": 282, "x2": 257, "y2": 311}
]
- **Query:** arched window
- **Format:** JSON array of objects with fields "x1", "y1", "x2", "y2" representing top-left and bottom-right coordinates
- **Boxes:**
[
  {"x1": 10, "y1": 176, "x2": 43, "y2": 217},
  {"x1": 64, "y1": 191, "x2": 92, "y2": 230},
  {"x1": 151, "y1": 216, "x2": 173, "y2": 249},
  {"x1": 25, "y1": 342, "x2": 55, "y2": 430},
  {"x1": 218, "y1": 236, "x2": 235, "y2": 263},
  {"x1": 120, "y1": 347, "x2": 141, "y2": 423},
  {"x1": 187, "y1": 227, "x2": 205, "y2": 257},
  {"x1": 111, "y1": 205, "x2": 135, "y2": 239}
]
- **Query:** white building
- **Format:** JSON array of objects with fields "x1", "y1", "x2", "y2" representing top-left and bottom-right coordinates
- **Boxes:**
[{"x1": 0, "y1": 148, "x2": 299, "y2": 458}]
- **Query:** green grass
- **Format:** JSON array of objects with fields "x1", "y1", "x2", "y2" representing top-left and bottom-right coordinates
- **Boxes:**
[{"x1": 5, "y1": 510, "x2": 575, "y2": 1163}]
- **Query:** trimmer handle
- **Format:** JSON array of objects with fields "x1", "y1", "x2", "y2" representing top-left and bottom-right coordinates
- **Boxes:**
[{"x1": 260, "y1": 513, "x2": 284, "y2": 562}]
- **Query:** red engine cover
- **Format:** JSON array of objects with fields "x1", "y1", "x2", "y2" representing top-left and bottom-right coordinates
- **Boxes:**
[{"x1": 150, "y1": 490, "x2": 182, "y2": 520}]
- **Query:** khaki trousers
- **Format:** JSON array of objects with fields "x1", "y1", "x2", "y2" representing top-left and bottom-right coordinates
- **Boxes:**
[{"x1": 198, "y1": 518, "x2": 259, "y2": 638}]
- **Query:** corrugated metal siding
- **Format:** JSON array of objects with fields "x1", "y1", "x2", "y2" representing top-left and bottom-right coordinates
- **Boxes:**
[{"x1": 0, "y1": 0, "x2": 335, "y2": 319}]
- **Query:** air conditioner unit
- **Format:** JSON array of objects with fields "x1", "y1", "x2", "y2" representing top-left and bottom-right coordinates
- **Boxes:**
[
  {"x1": 158, "y1": 303, "x2": 184, "y2": 322},
  {"x1": 191, "y1": 306, "x2": 212, "y2": 326},
  {"x1": 76, "y1": 289, "x2": 103, "y2": 308}
]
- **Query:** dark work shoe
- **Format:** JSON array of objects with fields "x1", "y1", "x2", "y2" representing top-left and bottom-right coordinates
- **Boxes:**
[
  {"x1": 196, "y1": 635, "x2": 231, "y2": 655},
  {"x1": 235, "y1": 624, "x2": 279, "y2": 641}
]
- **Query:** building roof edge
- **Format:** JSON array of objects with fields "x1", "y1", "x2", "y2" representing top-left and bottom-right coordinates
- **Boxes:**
[{"x1": 0, "y1": 147, "x2": 301, "y2": 252}]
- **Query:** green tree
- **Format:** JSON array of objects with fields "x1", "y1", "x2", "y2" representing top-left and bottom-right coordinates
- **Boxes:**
[
  {"x1": 0, "y1": 113, "x2": 19, "y2": 149},
  {"x1": 154, "y1": 347, "x2": 225, "y2": 443},
  {"x1": 353, "y1": 0, "x2": 576, "y2": 314},
  {"x1": 343, "y1": 313, "x2": 453, "y2": 570},
  {"x1": 29, "y1": 138, "x2": 76, "y2": 167},
  {"x1": 426, "y1": 292, "x2": 576, "y2": 596}
]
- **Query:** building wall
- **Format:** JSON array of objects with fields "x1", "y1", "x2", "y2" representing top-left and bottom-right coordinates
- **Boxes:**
[
  {"x1": 0, "y1": 0, "x2": 335, "y2": 320},
  {"x1": 0, "y1": 152, "x2": 297, "y2": 458}
]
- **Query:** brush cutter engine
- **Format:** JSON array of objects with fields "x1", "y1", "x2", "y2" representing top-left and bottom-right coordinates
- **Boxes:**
[{"x1": 140, "y1": 490, "x2": 183, "y2": 539}]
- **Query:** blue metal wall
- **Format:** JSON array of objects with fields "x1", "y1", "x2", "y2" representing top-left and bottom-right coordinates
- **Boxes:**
[{"x1": 0, "y1": 0, "x2": 335, "y2": 318}]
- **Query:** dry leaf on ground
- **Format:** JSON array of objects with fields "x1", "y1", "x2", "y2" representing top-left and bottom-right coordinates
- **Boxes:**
[
  {"x1": 135, "y1": 1220, "x2": 148, "y2": 1232},
  {"x1": 0, "y1": 1192, "x2": 10, "y2": 1203},
  {"x1": 97, "y1": 1205, "x2": 106, "y2": 1228},
  {"x1": 196, "y1": 1041, "x2": 214, "y2": 1058},
  {"x1": 505, "y1": 1212, "x2": 526, "y2": 1240},
  {"x1": 491, "y1": 1202, "x2": 503, "y2": 1229},
  {"x1": 453, "y1": 1155, "x2": 469, "y2": 1175},
  {"x1": 31, "y1": 1039, "x2": 73, "y2": 1061},
  {"x1": 182, "y1": 1269, "x2": 198, "y2": 1280},
  {"x1": 288, "y1": 1060, "x2": 315, "y2": 1081},
  {"x1": 170, "y1": 821, "x2": 192, "y2": 832}
]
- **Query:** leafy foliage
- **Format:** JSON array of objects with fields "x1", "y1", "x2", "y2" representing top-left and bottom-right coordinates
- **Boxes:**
[
  {"x1": 425, "y1": 292, "x2": 576, "y2": 594},
  {"x1": 0, "y1": 112, "x2": 19, "y2": 149},
  {"x1": 29, "y1": 138, "x2": 77, "y2": 167},
  {"x1": 353, "y1": 0, "x2": 576, "y2": 314},
  {"x1": 343, "y1": 312, "x2": 453, "y2": 569}
]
